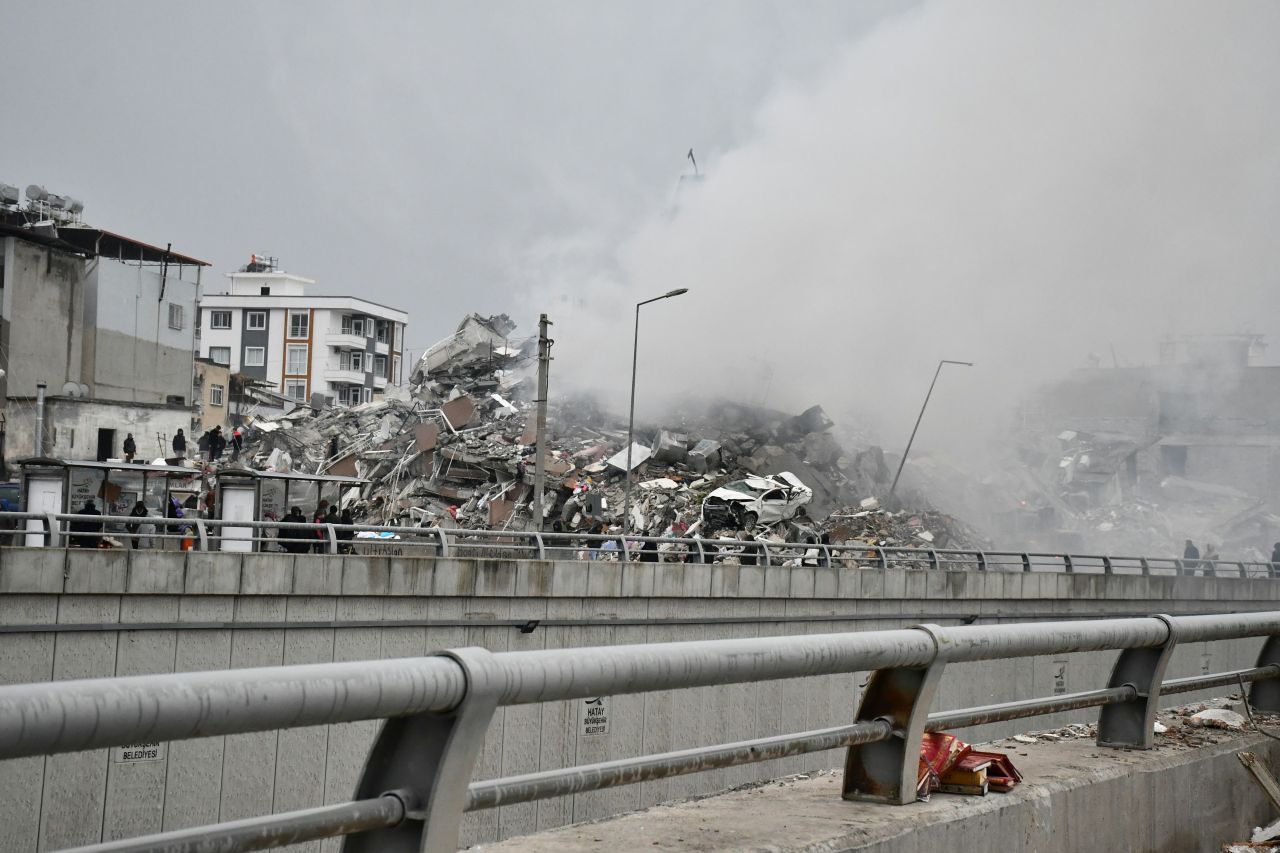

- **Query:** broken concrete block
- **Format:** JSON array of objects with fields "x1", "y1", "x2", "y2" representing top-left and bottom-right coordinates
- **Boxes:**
[
  {"x1": 688, "y1": 439, "x2": 722, "y2": 474},
  {"x1": 652, "y1": 430, "x2": 689, "y2": 464},
  {"x1": 1189, "y1": 708, "x2": 1245, "y2": 730},
  {"x1": 441, "y1": 395, "x2": 478, "y2": 429},
  {"x1": 788, "y1": 405, "x2": 834, "y2": 436}
]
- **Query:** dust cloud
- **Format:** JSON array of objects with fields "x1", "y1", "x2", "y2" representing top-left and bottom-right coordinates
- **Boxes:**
[{"x1": 520, "y1": 1, "x2": 1280, "y2": 465}]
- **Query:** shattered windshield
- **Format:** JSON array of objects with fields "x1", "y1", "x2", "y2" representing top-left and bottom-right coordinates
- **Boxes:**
[{"x1": 719, "y1": 479, "x2": 770, "y2": 496}]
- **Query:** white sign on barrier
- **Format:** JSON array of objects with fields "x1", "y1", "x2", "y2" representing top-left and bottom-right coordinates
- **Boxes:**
[
  {"x1": 581, "y1": 697, "x2": 610, "y2": 736},
  {"x1": 113, "y1": 742, "x2": 166, "y2": 763}
]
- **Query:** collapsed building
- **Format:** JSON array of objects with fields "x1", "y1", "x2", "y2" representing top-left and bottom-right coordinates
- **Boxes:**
[
  {"x1": 1004, "y1": 335, "x2": 1280, "y2": 558},
  {"x1": 229, "y1": 312, "x2": 982, "y2": 552}
]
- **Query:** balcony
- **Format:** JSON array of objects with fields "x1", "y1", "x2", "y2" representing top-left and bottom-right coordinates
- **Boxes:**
[
  {"x1": 374, "y1": 340, "x2": 389, "y2": 355},
  {"x1": 374, "y1": 374, "x2": 388, "y2": 389},
  {"x1": 323, "y1": 368, "x2": 365, "y2": 385},
  {"x1": 326, "y1": 332, "x2": 367, "y2": 350}
]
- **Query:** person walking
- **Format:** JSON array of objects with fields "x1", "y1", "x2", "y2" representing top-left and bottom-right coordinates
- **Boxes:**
[
  {"x1": 209, "y1": 426, "x2": 226, "y2": 462},
  {"x1": 69, "y1": 500, "x2": 103, "y2": 548},
  {"x1": 230, "y1": 427, "x2": 244, "y2": 461},
  {"x1": 1182, "y1": 539, "x2": 1200, "y2": 575},
  {"x1": 122, "y1": 433, "x2": 137, "y2": 463},
  {"x1": 337, "y1": 508, "x2": 356, "y2": 554},
  {"x1": 1201, "y1": 542, "x2": 1219, "y2": 577},
  {"x1": 278, "y1": 507, "x2": 309, "y2": 554},
  {"x1": 126, "y1": 500, "x2": 148, "y2": 549},
  {"x1": 172, "y1": 428, "x2": 187, "y2": 458}
]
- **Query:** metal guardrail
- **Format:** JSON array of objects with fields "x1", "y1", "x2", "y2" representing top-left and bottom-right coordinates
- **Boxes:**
[
  {"x1": 1, "y1": 510, "x2": 1275, "y2": 578},
  {"x1": 1, "y1": 612, "x2": 1279, "y2": 852}
]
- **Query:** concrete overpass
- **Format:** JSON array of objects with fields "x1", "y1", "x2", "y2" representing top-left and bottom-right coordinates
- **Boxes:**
[{"x1": 2, "y1": 547, "x2": 1279, "y2": 850}]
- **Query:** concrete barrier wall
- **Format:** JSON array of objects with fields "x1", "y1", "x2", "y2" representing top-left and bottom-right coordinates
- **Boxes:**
[{"x1": 1, "y1": 548, "x2": 1277, "y2": 851}]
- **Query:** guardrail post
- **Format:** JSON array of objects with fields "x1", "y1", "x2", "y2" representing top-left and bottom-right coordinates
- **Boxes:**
[
  {"x1": 928, "y1": 550, "x2": 939, "y2": 571},
  {"x1": 1021, "y1": 553, "x2": 1031, "y2": 572},
  {"x1": 1237, "y1": 562, "x2": 1248, "y2": 579},
  {"x1": 1096, "y1": 614, "x2": 1176, "y2": 750},
  {"x1": 44, "y1": 511, "x2": 60, "y2": 548},
  {"x1": 975, "y1": 551, "x2": 987, "y2": 571},
  {"x1": 344, "y1": 647, "x2": 502, "y2": 853},
  {"x1": 325, "y1": 523, "x2": 339, "y2": 555},
  {"x1": 533, "y1": 532, "x2": 546, "y2": 561},
  {"x1": 1062, "y1": 554, "x2": 1074, "y2": 573},
  {"x1": 1102, "y1": 556, "x2": 1113, "y2": 575},
  {"x1": 760, "y1": 540, "x2": 772, "y2": 567},
  {"x1": 843, "y1": 624, "x2": 947, "y2": 805},
  {"x1": 435, "y1": 527, "x2": 450, "y2": 558},
  {"x1": 1139, "y1": 557, "x2": 1150, "y2": 575},
  {"x1": 189, "y1": 518, "x2": 208, "y2": 552},
  {"x1": 877, "y1": 547, "x2": 887, "y2": 570},
  {"x1": 1248, "y1": 636, "x2": 1280, "y2": 713}
]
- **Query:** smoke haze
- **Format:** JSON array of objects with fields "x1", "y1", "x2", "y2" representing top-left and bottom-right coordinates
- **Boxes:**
[{"x1": 526, "y1": 1, "x2": 1280, "y2": 463}]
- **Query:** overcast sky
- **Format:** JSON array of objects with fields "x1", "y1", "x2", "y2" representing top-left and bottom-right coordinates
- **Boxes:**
[
  {"x1": 5, "y1": 2, "x2": 1278, "y2": 458},
  {"x1": 0, "y1": 1, "x2": 907, "y2": 358}
]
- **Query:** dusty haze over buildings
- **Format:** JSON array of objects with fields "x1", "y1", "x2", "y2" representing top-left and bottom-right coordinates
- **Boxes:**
[{"x1": 4, "y1": 1, "x2": 1279, "y2": 461}]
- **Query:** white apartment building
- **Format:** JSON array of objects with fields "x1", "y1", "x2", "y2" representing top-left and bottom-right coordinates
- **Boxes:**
[{"x1": 196, "y1": 257, "x2": 408, "y2": 407}]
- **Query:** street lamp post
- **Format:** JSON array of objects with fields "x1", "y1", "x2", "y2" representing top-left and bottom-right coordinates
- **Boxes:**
[
  {"x1": 622, "y1": 288, "x2": 689, "y2": 536},
  {"x1": 886, "y1": 359, "x2": 974, "y2": 506}
]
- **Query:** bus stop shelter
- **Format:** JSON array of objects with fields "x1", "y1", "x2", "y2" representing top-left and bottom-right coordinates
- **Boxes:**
[
  {"x1": 215, "y1": 467, "x2": 369, "y2": 552},
  {"x1": 18, "y1": 457, "x2": 204, "y2": 547}
]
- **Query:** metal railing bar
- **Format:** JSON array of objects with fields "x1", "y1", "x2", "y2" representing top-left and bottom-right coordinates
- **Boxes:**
[
  {"x1": 1160, "y1": 665, "x2": 1280, "y2": 695},
  {"x1": 0, "y1": 657, "x2": 466, "y2": 761},
  {"x1": 4, "y1": 512, "x2": 1277, "y2": 576},
  {"x1": 13, "y1": 609, "x2": 1265, "y2": 636},
  {"x1": 926, "y1": 685, "x2": 1137, "y2": 730},
  {"x1": 56, "y1": 793, "x2": 404, "y2": 853},
  {"x1": 464, "y1": 720, "x2": 895, "y2": 811}
]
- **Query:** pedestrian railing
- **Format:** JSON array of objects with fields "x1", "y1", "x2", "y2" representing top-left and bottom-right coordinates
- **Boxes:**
[
  {"x1": 0, "y1": 510, "x2": 1275, "y2": 577},
  {"x1": 1, "y1": 611, "x2": 1278, "y2": 852}
]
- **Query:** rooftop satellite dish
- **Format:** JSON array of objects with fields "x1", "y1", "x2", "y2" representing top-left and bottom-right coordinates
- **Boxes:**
[
  {"x1": 0, "y1": 184, "x2": 18, "y2": 205},
  {"x1": 25, "y1": 185, "x2": 48, "y2": 202},
  {"x1": 67, "y1": 198, "x2": 84, "y2": 214},
  {"x1": 61, "y1": 381, "x2": 81, "y2": 397}
]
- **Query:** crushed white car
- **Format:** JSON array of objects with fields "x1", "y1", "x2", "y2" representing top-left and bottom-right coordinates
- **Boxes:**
[{"x1": 701, "y1": 472, "x2": 813, "y2": 530}]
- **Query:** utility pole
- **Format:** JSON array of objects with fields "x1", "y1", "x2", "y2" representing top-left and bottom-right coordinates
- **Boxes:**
[{"x1": 531, "y1": 314, "x2": 552, "y2": 530}]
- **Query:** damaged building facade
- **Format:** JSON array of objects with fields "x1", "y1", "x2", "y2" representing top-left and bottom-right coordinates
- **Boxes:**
[
  {"x1": 1013, "y1": 335, "x2": 1280, "y2": 556},
  {"x1": 197, "y1": 256, "x2": 408, "y2": 409},
  {"x1": 0, "y1": 183, "x2": 207, "y2": 468}
]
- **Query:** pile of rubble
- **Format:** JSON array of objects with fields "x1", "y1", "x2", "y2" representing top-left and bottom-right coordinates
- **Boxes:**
[{"x1": 228, "y1": 312, "x2": 982, "y2": 543}]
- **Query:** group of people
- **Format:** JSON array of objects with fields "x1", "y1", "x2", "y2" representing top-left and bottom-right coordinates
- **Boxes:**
[
  {"x1": 68, "y1": 496, "x2": 193, "y2": 549},
  {"x1": 164, "y1": 426, "x2": 243, "y2": 462},
  {"x1": 276, "y1": 504, "x2": 356, "y2": 554}
]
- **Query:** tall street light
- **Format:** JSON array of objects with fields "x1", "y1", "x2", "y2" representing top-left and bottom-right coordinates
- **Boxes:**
[
  {"x1": 886, "y1": 359, "x2": 974, "y2": 506},
  {"x1": 622, "y1": 287, "x2": 689, "y2": 535}
]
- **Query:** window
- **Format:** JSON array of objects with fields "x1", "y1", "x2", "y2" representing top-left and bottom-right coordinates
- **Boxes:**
[
  {"x1": 340, "y1": 350, "x2": 364, "y2": 372},
  {"x1": 376, "y1": 320, "x2": 389, "y2": 343},
  {"x1": 338, "y1": 386, "x2": 361, "y2": 406},
  {"x1": 392, "y1": 354, "x2": 401, "y2": 384},
  {"x1": 363, "y1": 388, "x2": 373, "y2": 403},
  {"x1": 243, "y1": 346, "x2": 265, "y2": 367},
  {"x1": 209, "y1": 346, "x2": 231, "y2": 365},
  {"x1": 210, "y1": 384, "x2": 225, "y2": 406},
  {"x1": 246, "y1": 311, "x2": 267, "y2": 330},
  {"x1": 285, "y1": 380, "x2": 307, "y2": 401},
  {"x1": 210, "y1": 310, "x2": 232, "y2": 329},
  {"x1": 341, "y1": 315, "x2": 367, "y2": 336},
  {"x1": 374, "y1": 354, "x2": 388, "y2": 376},
  {"x1": 286, "y1": 344, "x2": 309, "y2": 375},
  {"x1": 260, "y1": 286, "x2": 271, "y2": 296},
  {"x1": 168, "y1": 303, "x2": 185, "y2": 330},
  {"x1": 288, "y1": 311, "x2": 309, "y2": 339}
]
